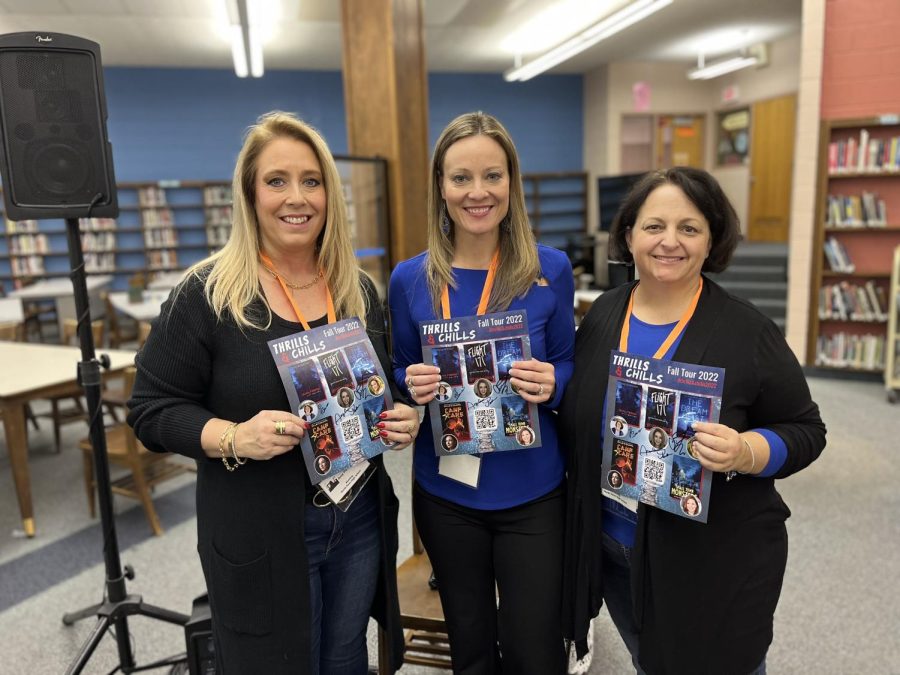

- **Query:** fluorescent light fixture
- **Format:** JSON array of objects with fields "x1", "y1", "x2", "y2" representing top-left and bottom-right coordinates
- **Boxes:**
[
  {"x1": 504, "y1": 0, "x2": 673, "y2": 82},
  {"x1": 227, "y1": 0, "x2": 264, "y2": 78},
  {"x1": 687, "y1": 55, "x2": 758, "y2": 80}
]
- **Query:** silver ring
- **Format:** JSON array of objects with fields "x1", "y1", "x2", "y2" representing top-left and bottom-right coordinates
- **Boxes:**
[
  {"x1": 410, "y1": 386, "x2": 417, "y2": 398},
  {"x1": 405, "y1": 376, "x2": 414, "y2": 388},
  {"x1": 538, "y1": 384, "x2": 545, "y2": 396}
]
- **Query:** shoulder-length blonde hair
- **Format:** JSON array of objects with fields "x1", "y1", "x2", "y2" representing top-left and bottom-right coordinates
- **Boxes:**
[
  {"x1": 425, "y1": 111, "x2": 540, "y2": 314},
  {"x1": 183, "y1": 111, "x2": 366, "y2": 329}
]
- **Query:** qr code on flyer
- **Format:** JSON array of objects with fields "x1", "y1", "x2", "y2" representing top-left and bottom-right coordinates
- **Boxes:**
[
  {"x1": 474, "y1": 408, "x2": 498, "y2": 433},
  {"x1": 340, "y1": 416, "x2": 363, "y2": 443},
  {"x1": 642, "y1": 457, "x2": 666, "y2": 486}
]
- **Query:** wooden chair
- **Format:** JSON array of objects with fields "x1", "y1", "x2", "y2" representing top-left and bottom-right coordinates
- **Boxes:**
[
  {"x1": 37, "y1": 318, "x2": 105, "y2": 452},
  {"x1": 79, "y1": 367, "x2": 193, "y2": 536},
  {"x1": 103, "y1": 290, "x2": 139, "y2": 348},
  {"x1": 378, "y1": 481, "x2": 452, "y2": 673}
]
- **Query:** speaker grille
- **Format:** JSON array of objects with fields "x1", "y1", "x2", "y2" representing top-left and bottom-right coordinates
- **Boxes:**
[{"x1": 0, "y1": 48, "x2": 111, "y2": 208}]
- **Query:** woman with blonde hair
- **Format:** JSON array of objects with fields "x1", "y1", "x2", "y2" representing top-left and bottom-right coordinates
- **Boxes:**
[
  {"x1": 129, "y1": 111, "x2": 418, "y2": 674},
  {"x1": 389, "y1": 111, "x2": 575, "y2": 674}
]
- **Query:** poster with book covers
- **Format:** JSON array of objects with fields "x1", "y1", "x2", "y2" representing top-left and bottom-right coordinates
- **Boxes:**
[
  {"x1": 420, "y1": 310, "x2": 541, "y2": 456},
  {"x1": 602, "y1": 350, "x2": 724, "y2": 523},
  {"x1": 268, "y1": 317, "x2": 394, "y2": 485}
]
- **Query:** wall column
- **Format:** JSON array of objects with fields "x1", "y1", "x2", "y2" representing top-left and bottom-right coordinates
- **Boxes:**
[{"x1": 340, "y1": 0, "x2": 430, "y2": 266}]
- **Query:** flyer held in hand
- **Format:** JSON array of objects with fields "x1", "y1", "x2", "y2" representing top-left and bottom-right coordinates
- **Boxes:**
[
  {"x1": 420, "y1": 309, "x2": 541, "y2": 456},
  {"x1": 268, "y1": 317, "x2": 395, "y2": 485},
  {"x1": 602, "y1": 350, "x2": 724, "y2": 523}
]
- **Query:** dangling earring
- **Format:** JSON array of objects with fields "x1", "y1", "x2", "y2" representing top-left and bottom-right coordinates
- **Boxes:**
[{"x1": 441, "y1": 207, "x2": 452, "y2": 234}]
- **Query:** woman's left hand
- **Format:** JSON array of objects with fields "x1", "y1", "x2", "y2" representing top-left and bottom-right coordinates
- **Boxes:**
[
  {"x1": 690, "y1": 422, "x2": 752, "y2": 474},
  {"x1": 509, "y1": 358, "x2": 556, "y2": 404},
  {"x1": 378, "y1": 402, "x2": 420, "y2": 451}
]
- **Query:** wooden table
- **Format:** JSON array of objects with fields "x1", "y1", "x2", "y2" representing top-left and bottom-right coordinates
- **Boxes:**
[
  {"x1": 108, "y1": 290, "x2": 169, "y2": 322},
  {"x1": 0, "y1": 342, "x2": 135, "y2": 537},
  {"x1": 147, "y1": 270, "x2": 186, "y2": 290},
  {"x1": 8, "y1": 275, "x2": 112, "y2": 336}
]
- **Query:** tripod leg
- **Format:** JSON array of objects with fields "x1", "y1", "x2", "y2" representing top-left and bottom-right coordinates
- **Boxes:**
[
  {"x1": 64, "y1": 615, "x2": 113, "y2": 675},
  {"x1": 136, "y1": 601, "x2": 190, "y2": 626},
  {"x1": 62, "y1": 602, "x2": 104, "y2": 626}
]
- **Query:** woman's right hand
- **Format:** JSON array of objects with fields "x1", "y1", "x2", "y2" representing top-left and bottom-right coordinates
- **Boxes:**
[
  {"x1": 233, "y1": 410, "x2": 307, "y2": 461},
  {"x1": 403, "y1": 363, "x2": 442, "y2": 405}
]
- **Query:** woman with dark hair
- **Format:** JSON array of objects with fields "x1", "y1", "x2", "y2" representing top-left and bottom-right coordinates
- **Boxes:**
[{"x1": 560, "y1": 167, "x2": 826, "y2": 674}]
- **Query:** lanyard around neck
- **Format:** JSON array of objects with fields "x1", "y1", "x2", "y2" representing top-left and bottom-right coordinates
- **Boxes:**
[
  {"x1": 260, "y1": 252, "x2": 336, "y2": 330},
  {"x1": 619, "y1": 278, "x2": 703, "y2": 359},
  {"x1": 440, "y1": 249, "x2": 500, "y2": 320}
]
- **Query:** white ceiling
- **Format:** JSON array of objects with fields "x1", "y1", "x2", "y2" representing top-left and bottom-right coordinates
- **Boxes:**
[{"x1": 0, "y1": 0, "x2": 802, "y2": 75}]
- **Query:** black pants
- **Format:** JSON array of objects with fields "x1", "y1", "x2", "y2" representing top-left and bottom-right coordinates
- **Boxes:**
[{"x1": 413, "y1": 483, "x2": 567, "y2": 675}]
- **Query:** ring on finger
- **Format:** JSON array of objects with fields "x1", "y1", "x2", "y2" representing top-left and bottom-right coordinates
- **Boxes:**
[
  {"x1": 410, "y1": 386, "x2": 417, "y2": 398},
  {"x1": 274, "y1": 420, "x2": 287, "y2": 435},
  {"x1": 405, "y1": 376, "x2": 414, "y2": 388},
  {"x1": 538, "y1": 383, "x2": 545, "y2": 396}
]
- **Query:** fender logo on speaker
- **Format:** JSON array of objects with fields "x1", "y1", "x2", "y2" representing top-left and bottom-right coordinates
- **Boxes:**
[{"x1": 35, "y1": 35, "x2": 53, "y2": 42}]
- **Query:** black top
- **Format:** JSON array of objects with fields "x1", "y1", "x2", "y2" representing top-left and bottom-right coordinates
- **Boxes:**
[
  {"x1": 560, "y1": 277, "x2": 826, "y2": 675},
  {"x1": 128, "y1": 272, "x2": 404, "y2": 674}
]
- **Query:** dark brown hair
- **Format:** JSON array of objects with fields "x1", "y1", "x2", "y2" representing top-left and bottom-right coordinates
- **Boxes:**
[{"x1": 608, "y1": 167, "x2": 741, "y2": 274}]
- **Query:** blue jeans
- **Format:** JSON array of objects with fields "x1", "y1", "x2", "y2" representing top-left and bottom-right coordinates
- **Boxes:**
[
  {"x1": 601, "y1": 532, "x2": 767, "y2": 675},
  {"x1": 305, "y1": 481, "x2": 380, "y2": 675}
]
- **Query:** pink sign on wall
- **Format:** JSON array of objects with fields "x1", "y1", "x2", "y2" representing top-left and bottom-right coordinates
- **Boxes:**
[{"x1": 632, "y1": 81, "x2": 651, "y2": 112}]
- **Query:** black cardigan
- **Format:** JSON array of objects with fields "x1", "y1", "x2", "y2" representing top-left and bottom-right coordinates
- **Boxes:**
[
  {"x1": 560, "y1": 278, "x2": 826, "y2": 675},
  {"x1": 128, "y1": 273, "x2": 404, "y2": 674}
]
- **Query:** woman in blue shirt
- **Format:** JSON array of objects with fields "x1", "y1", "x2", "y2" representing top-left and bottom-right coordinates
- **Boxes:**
[{"x1": 389, "y1": 112, "x2": 575, "y2": 675}]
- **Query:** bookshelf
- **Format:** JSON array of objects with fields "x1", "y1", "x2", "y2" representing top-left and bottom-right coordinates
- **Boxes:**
[
  {"x1": 522, "y1": 171, "x2": 588, "y2": 250},
  {"x1": 886, "y1": 247, "x2": 900, "y2": 402},
  {"x1": 808, "y1": 115, "x2": 900, "y2": 374}
]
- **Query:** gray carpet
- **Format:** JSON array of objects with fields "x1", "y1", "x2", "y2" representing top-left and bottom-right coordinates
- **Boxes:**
[{"x1": 0, "y1": 377, "x2": 897, "y2": 674}]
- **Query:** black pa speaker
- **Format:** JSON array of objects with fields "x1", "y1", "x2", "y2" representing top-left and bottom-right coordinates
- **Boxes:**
[
  {"x1": 0, "y1": 31, "x2": 117, "y2": 220},
  {"x1": 184, "y1": 594, "x2": 217, "y2": 675}
]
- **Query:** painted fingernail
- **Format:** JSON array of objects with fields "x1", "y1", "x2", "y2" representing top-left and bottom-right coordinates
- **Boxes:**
[
  {"x1": 379, "y1": 412, "x2": 388, "y2": 419},
  {"x1": 377, "y1": 422, "x2": 386, "y2": 429},
  {"x1": 380, "y1": 430, "x2": 388, "y2": 437},
  {"x1": 304, "y1": 422, "x2": 311, "y2": 430}
]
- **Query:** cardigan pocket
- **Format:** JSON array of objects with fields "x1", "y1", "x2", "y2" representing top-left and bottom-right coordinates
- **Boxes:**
[{"x1": 210, "y1": 544, "x2": 273, "y2": 636}]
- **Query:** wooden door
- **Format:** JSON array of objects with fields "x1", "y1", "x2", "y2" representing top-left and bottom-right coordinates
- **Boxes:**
[{"x1": 747, "y1": 94, "x2": 797, "y2": 242}]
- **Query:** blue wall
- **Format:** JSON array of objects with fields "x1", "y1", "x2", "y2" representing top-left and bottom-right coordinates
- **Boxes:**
[{"x1": 102, "y1": 67, "x2": 583, "y2": 181}]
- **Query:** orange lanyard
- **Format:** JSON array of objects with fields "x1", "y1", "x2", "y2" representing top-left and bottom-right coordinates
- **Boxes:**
[
  {"x1": 440, "y1": 249, "x2": 500, "y2": 320},
  {"x1": 619, "y1": 278, "x2": 703, "y2": 358},
  {"x1": 260, "y1": 253, "x2": 336, "y2": 330}
]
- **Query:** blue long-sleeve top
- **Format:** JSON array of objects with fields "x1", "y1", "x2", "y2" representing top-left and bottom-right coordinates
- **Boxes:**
[{"x1": 389, "y1": 245, "x2": 575, "y2": 509}]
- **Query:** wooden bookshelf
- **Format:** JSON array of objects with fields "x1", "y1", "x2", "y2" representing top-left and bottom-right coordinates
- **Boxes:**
[
  {"x1": 808, "y1": 115, "x2": 900, "y2": 374},
  {"x1": 522, "y1": 171, "x2": 588, "y2": 250}
]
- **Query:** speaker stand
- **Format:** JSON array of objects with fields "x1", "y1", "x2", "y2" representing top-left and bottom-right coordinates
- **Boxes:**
[{"x1": 57, "y1": 217, "x2": 189, "y2": 674}]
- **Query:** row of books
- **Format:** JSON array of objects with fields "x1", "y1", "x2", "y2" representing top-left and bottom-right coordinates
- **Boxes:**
[
  {"x1": 4, "y1": 218, "x2": 38, "y2": 233},
  {"x1": 826, "y1": 192, "x2": 887, "y2": 227},
  {"x1": 138, "y1": 186, "x2": 168, "y2": 207},
  {"x1": 205, "y1": 206, "x2": 232, "y2": 227},
  {"x1": 828, "y1": 129, "x2": 900, "y2": 174},
  {"x1": 815, "y1": 332, "x2": 886, "y2": 371},
  {"x1": 81, "y1": 231, "x2": 116, "y2": 252},
  {"x1": 823, "y1": 236, "x2": 854, "y2": 273},
  {"x1": 84, "y1": 253, "x2": 116, "y2": 273},
  {"x1": 818, "y1": 281, "x2": 888, "y2": 322},
  {"x1": 203, "y1": 185, "x2": 232, "y2": 206},
  {"x1": 10, "y1": 255, "x2": 44, "y2": 276},
  {"x1": 144, "y1": 228, "x2": 178, "y2": 247},
  {"x1": 9, "y1": 233, "x2": 49, "y2": 254},
  {"x1": 148, "y1": 250, "x2": 179, "y2": 270},
  {"x1": 78, "y1": 217, "x2": 117, "y2": 232},
  {"x1": 142, "y1": 208, "x2": 175, "y2": 227},
  {"x1": 206, "y1": 224, "x2": 230, "y2": 247}
]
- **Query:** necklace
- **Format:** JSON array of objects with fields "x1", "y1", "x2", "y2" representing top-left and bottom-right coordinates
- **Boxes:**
[{"x1": 264, "y1": 264, "x2": 322, "y2": 290}]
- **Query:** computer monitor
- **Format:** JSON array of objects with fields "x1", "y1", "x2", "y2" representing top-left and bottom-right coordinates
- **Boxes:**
[{"x1": 596, "y1": 172, "x2": 645, "y2": 232}]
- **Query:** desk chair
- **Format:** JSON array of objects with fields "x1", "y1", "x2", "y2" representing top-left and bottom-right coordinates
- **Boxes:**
[
  {"x1": 37, "y1": 318, "x2": 105, "y2": 452},
  {"x1": 103, "y1": 291, "x2": 139, "y2": 348},
  {"x1": 378, "y1": 482, "x2": 451, "y2": 673},
  {"x1": 79, "y1": 367, "x2": 193, "y2": 536}
]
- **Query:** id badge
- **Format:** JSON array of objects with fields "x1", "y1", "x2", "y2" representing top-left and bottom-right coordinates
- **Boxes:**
[
  {"x1": 319, "y1": 460, "x2": 376, "y2": 511},
  {"x1": 438, "y1": 454, "x2": 481, "y2": 488}
]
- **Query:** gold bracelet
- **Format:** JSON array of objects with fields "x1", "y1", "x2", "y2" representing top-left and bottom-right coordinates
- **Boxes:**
[
  {"x1": 229, "y1": 423, "x2": 247, "y2": 465},
  {"x1": 219, "y1": 422, "x2": 240, "y2": 472},
  {"x1": 738, "y1": 438, "x2": 756, "y2": 475}
]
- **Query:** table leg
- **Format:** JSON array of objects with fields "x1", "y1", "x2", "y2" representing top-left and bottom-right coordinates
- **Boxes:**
[{"x1": 2, "y1": 400, "x2": 35, "y2": 537}]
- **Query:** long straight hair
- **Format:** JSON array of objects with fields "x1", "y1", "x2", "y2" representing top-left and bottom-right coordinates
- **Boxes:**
[
  {"x1": 182, "y1": 112, "x2": 366, "y2": 329},
  {"x1": 425, "y1": 111, "x2": 540, "y2": 314}
]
